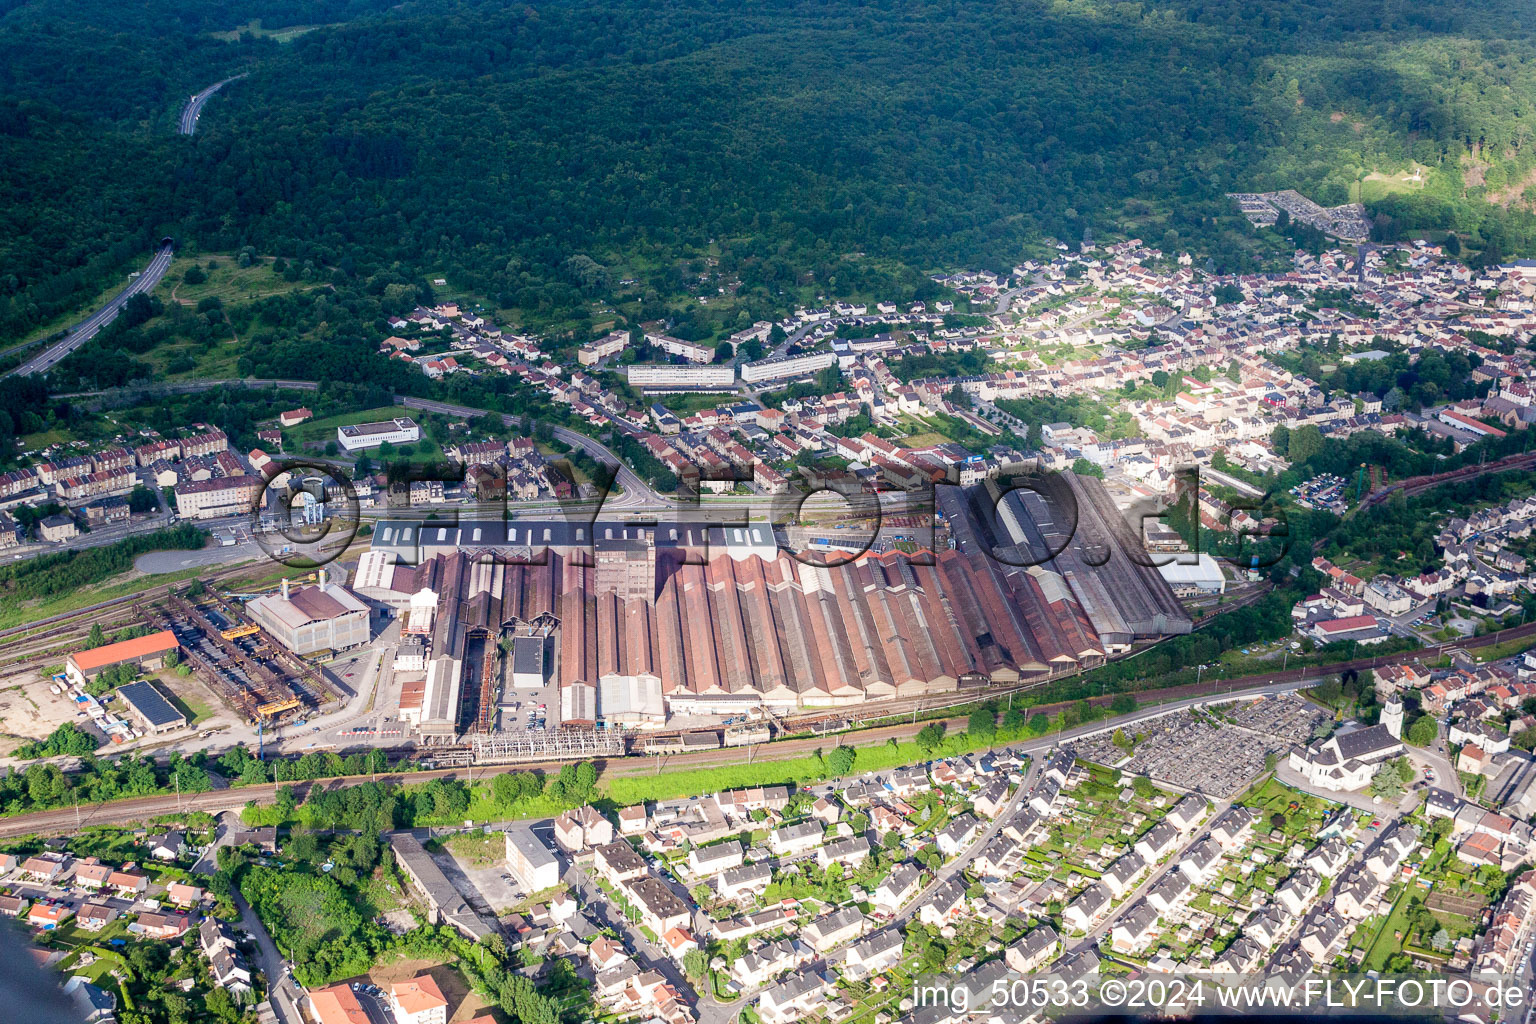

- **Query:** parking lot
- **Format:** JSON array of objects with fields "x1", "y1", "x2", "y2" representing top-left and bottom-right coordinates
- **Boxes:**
[
  {"x1": 496, "y1": 663, "x2": 561, "y2": 733},
  {"x1": 439, "y1": 834, "x2": 530, "y2": 916}
]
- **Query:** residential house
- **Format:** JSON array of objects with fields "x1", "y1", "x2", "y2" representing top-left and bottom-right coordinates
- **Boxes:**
[
  {"x1": 804, "y1": 906, "x2": 864, "y2": 952},
  {"x1": 816, "y1": 836, "x2": 870, "y2": 871},
  {"x1": 1166, "y1": 794, "x2": 1207, "y2": 833},
  {"x1": 1134, "y1": 821, "x2": 1180, "y2": 864},
  {"x1": 1111, "y1": 901, "x2": 1160, "y2": 954},
  {"x1": 75, "y1": 902, "x2": 118, "y2": 932},
  {"x1": 28, "y1": 903, "x2": 72, "y2": 930},
  {"x1": 769, "y1": 822, "x2": 824, "y2": 858},
  {"x1": 916, "y1": 878, "x2": 969, "y2": 928},
  {"x1": 148, "y1": 832, "x2": 185, "y2": 861},
  {"x1": 133, "y1": 911, "x2": 193, "y2": 940},
  {"x1": 757, "y1": 969, "x2": 834, "y2": 1024},
  {"x1": 688, "y1": 841, "x2": 745, "y2": 877},
  {"x1": 1299, "y1": 912, "x2": 1346, "y2": 962},
  {"x1": 842, "y1": 929, "x2": 904, "y2": 979},
  {"x1": 594, "y1": 841, "x2": 649, "y2": 886},
  {"x1": 1275, "y1": 867, "x2": 1320, "y2": 917},
  {"x1": 1101, "y1": 851, "x2": 1148, "y2": 899},
  {"x1": 389, "y1": 975, "x2": 450, "y2": 1024},
  {"x1": 1004, "y1": 924, "x2": 1060, "y2": 973},
  {"x1": 1062, "y1": 884, "x2": 1111, "y2": 932},
  {"x1": 717, "y1": 862, "x2": 772, "y2": 901},
  {"x1": 309, "y1": 984, "x2": 371, "y2": 1024},
  {"x1": 624, "y1": 877, "x2": 691, "y2": 937},
  {"x1": 873, "y1": 864, "x2": 922, "y2": 915}
]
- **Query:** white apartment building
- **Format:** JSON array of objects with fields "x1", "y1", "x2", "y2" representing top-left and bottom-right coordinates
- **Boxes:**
[
  {"x1": 644, "y1": 332, "x2": 716, "y2": 363},
  {"x1": 626, "y1": 364, "x2": 735, "y2": 388},
  {"x1": 579, "y1": 330, "x2": 630, "y2": 366},
  {"x1": 739, "y1": 349, "x2": 836, "y2": 384},
  {"x1": 173, "y1": 477, "x2": 263, "y2": 520}
]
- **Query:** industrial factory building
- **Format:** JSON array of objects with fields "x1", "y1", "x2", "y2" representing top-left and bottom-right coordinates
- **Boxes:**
[
  {"x1": 246, "y1": 572, "x2": 372, "y2": 656},
  {"x1": 66, "y1": 630, "x2": 180, "y2": 688},
  {"x1": 361, "y1": 472, "x2": 1190, "y2": 733}
]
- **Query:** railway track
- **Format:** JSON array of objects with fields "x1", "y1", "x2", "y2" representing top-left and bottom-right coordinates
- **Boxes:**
[
  {"x1": 5, "y1": 614, "x2": 1532, "y2": 839},
  {"x1": 1360, "y1": 450, "x2": 1536, "y2": 512},
  {"x1": 0, "y1": 556, "x2": 269, "y2": 643}
]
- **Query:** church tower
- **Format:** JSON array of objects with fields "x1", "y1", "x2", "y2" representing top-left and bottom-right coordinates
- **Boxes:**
[{"x1": 1382, "y1": 695, "x2": 1404, "y2": 740}]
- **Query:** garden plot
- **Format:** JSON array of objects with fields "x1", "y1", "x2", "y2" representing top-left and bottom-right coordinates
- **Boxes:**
[{"x1": 1020, "y1": 764, "x2": 1177, "y2": 892}]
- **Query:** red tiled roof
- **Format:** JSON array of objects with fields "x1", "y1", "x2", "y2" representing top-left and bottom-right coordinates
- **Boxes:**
[{"x1": 70, "y1": 630, "x2": 178, "y2": 672}]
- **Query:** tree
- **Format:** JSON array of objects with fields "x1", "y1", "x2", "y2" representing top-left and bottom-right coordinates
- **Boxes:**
[
  {"x1": 87, "y1": 622, "x2": 106, "y2": 648},
  {"x1": 915, "y1": 722, "x2": 946, "y2": 754},
  {"x1": 1406, "y1": 715, "x2": 1438, "y2": 747},
  {"x1": 205, "y1": 986, "x2": 239, "y2": 1023},
  {"x1": 1288, "y1": 424, "x2": 1324, "y2": 464},
  {"x1": 1001, "y1": 707, "x2": 1026, "y2": 734},
  {"x1": 1444, "y1": 232, "x2": 1461, "y2": 256},
  {"x1": 1027, "y1": 713, "x2": 1050, "y2": 736},
  {"x1": 1269, "y1": 424, "x2": 1290, "y2": 457},
  {"x1": 968, "y1": 707, "x2": 996, "y2": 743},
  {"x1": 826, "y1": 745, "x2": 857, "y2": 776},
  {"x1": 492, "y1": 772, "x2": 521, "y2": 806},
  {"x1": 1369, "y1": 763, "x2": 1405, "y2": 799},
  {"x1": 1110, "y1": 693, "x2": 1137, "y2": 716},
  {"x1": 714, "y1": 341, "x2": 733, "y2": 363}
]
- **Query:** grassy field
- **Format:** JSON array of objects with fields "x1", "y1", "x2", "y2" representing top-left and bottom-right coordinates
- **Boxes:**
[
  {"x1": 157, "y1": 252, "x2": 312, "y2": 308},
  {"x1": 443, "y1": 830, "x2": 503, "y2": 867},
  {"x1": 1462, "y1": 633, "x2": 1536, "y2": 663},
  {"x1": 1357, "y1": 164, "x2": 1430, "y2": 203},
  {"x1": 287, "y1": 406, "x2": 419, "y2": 449},
  {"x1": 1361, "y1": 888, "x2": 1413, "y2": 972},
  {"x1": 210, "y1": 20, "x2": 331, "y2": 42},
  {"x1": 0, "y1": 562, "x2": 228, "y2": 632},
  {"x1": 604, "y1": 729, "x2": 1008, "y2": 806}
]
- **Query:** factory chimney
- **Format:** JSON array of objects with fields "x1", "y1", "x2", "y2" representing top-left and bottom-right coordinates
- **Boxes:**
[{"x1": 281, "y1": 578, "x2": 290, "y2": 601}]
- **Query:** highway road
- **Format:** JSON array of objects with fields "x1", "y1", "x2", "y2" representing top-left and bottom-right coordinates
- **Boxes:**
[
  {"x1": 8, "y1": 243, "x2": 175, "y2": 377},
  {"x1": 179, "y1": 75, "x2": 246, "y2": 136},
  {"x1": 7, "y1": 73, "x2": 244, "y2": 380}
]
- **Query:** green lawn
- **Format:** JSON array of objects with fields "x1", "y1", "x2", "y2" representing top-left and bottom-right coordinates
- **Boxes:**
[
  {"x1": 605, "y1": 731, "x2": 1014, "y2": 807},
  {"x1": 289, "y1": 406, "x2": 419, "y2": 447},
  {"x1": 1360, "y1": 888, "x2": 1413, "y2": 972},
  {"x1": 443, "y1": 830, "x2": 505, "y2": 867}
]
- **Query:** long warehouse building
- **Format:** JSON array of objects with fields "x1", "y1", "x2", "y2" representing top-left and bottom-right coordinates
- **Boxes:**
[{"x1": 361, "y1": 472, "x2": 1189, "y2": 732}]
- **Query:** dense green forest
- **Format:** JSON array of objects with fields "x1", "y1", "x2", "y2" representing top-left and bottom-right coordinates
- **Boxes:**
[{"x1": 6, "y1": 0, "x2": 1536, "y2": 354}]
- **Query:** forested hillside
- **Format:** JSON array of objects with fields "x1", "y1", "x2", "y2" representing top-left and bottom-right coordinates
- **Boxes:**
[{"x1": 5, "y1": 0, "x2": 1536, "y2": 346}]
